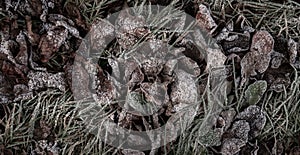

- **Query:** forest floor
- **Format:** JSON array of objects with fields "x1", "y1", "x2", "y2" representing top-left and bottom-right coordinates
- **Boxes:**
[{"x1": 1, "y1": 0, "x2": 300, "y2": 154}]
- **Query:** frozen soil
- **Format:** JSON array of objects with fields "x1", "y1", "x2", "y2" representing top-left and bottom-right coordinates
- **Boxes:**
[{"x1": 0, "y1": 0, "x2": 300, "y2": 154}]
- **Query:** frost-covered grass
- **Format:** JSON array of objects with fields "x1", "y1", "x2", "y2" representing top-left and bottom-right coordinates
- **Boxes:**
[
  {"x1": 260, "y1": 68, "x2": 300, "y2": 152},
  {"x1": 207, "y1": 0, "x2": 300, "y2": 39},
  {"x1": 0, "y1": 91, "x2": 115, "y2": 154},
  {"x1": 64, "y1": 0, "x2": 120, "y2": 24}
]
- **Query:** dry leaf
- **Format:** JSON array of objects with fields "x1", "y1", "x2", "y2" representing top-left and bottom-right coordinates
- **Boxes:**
[
  {"x1": 39, "y1": 28, "x2": 68, "y2": 63},
  {"x1": 235, "y1": 105, "x2": 266, "y2": 139},
  {"x1": 250, "y1": 30, "x2": 274, "y2": 54},
  {"x1": 196, "y1": 4, "x2": 217, "y2": 34},
  {"x1": 288, "y1": 38, "x2": 300, "y2": 69},
  {"x1": 230, "y1": 120, "x2": 250, "y2": 142},
  {"x1": 205, "y1": 48, "x2": 227, "y2": 72},
  {"x1": 265, "y1": 65, "x2": 292, "y2": 93},
  {"x1": 115, "y1": 7, "x2": 148, "y2": 49},
  {"x1": 28, "y1": 71, "x2": 66, "y2": 92},
  {"x1": 221, "y1": 138, "x2": 246, "y2": 155},
  {"x1": 221, "y1": 32, "x2": 251, "y2": 53},
  {"x1": 90, "y1": 19, "x2": 115, "y2": 52},
  {"x1": 0, "y1": 71, "x2": 13, "y2": 104},
  {"x1": 219, "y1": 108, "x2": 236, "y2": 131},
  {"x1": 244, "y1": 80, "x2": 267, "y2": 105},
  {"x1": 15, "y1": 31, "x2": 28, "y2": 66},
  {"x1": 170, "y1": 69, "x2": 198, "y2": 105},
  {"x1": 241, "y1": 30, "x2": 274, "y2": 86},
  {"x1": 270, "y1": 51, "x2": 285, "y2": 69}
]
